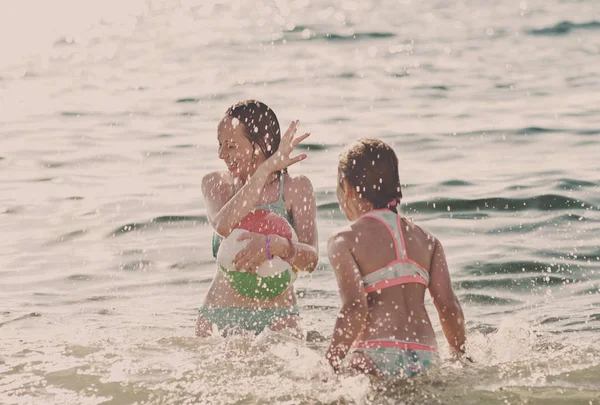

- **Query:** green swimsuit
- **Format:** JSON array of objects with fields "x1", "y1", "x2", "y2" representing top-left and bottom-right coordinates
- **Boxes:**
[{"x1": 200, "y1": 173, "x2": 299, "y2": 335}]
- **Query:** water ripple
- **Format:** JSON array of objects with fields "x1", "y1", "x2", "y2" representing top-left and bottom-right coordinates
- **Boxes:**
[
  {"x1": 66, "y1": 274, "x2": 95, "y2": 282},
  {"x1": 119, "y1": 260, "x2": 153, "y2": 272},
  {"x1": 176, "y1": 98, "x2": 201, "y2": 103},
  {"x1": 527, "y1": 21, "x2": 600, "y2": 36},
  {"x1": 0, "y1": 312, "x2": 41, "y2": 328},
  {"x1": 405, "y1": 194, "x2": 597, "y2": 214},
  {"x1": 554, "y1": 178, "x2": 598, "y2": 191},
  {"x1": 296, "y1": 143, "x2": 328, "y2": 151},
  {"x1": 284, "y1": 27, "x2": 395, "y2": 42},
  {"x1": 109, "y1": 215, "x2": 208, "y2": 237},
  {"x1": 439, "y1": 179, "x2": 474, "y2": 187},
  {"x1": 461, "y1": 293, "x2": 522, "y2": 306},
  {"x1": 46, "y1": 229, "x2": 88, "y2": 246},
  {"x1": 463, "y1": 260, "x2": 586, "y2": 278}
]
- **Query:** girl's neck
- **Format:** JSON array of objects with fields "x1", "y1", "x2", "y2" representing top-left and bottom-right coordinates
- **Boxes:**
[
  {"x1": 353, "y1": 201, "x2": 375, "y2": 219},
  {"x1": 355, "y1": 203, "x2": 398, "y2": 220}
]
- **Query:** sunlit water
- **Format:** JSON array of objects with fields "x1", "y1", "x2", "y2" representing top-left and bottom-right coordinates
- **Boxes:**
[{"x1": 1, "y1": 0, "x2": 599, "y2": 404}]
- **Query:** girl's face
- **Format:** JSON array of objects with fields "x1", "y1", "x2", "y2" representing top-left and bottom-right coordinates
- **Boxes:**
[
  {"x1": 217, "y1": 116, "x2": 265, "y2": 179},
  {"x1": 336, "y1": 169, "x2": 358, "y2": 221}
]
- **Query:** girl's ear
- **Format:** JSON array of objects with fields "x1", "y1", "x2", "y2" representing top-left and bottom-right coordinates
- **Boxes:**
[{"x1": 341, "y1": 177, "x2": 355, "y2": 200}]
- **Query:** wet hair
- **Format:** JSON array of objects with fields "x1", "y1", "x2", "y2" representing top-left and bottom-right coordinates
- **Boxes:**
[
  {"x1": 339, "y1": 138, "x2": 403, "y2": 213},
  {"x1": 225, "y1": 100, "x2": 281, "y2": 161}
]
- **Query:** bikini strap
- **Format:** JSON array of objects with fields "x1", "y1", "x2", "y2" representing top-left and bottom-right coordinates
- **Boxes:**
[
  {"x1": 233, "y1": 172, "x2": 282, "y2": 197},
  {"x1": 360, "y1": 210, "x2": 407, "y2": 260},
  {"x1": 278, "y1": 171, "x2": 285, "y2": 202}
]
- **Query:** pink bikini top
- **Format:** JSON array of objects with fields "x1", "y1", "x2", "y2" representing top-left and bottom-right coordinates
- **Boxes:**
[{"x1": 359, "y1": 209, "x2": 430, "y2": 293}]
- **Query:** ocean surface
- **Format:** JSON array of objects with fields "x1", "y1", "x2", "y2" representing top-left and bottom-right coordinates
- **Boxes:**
[{"x1": 1, "y1": 0, "x2": 599, "y2": 404}]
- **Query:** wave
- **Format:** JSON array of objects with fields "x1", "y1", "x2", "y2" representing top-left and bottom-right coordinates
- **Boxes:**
[
  {"x1": 296, "y1": 143, "x2": 327, "y2": 151},
  {"x1": 168, "y1": 260, "x2": 214, "y2": 271},
  {"x1": 0, "y1": 312, "x2": 41, "y2": 328},
  {"x1": 46, "y1": 229, "x2": 88, "y2": 246},
  {"x1": 66, "y1": 274, "x2": 95, "y2": 282},
  {"x1": 60, "y1": 111, "x2": 92, "y2": 117},
  {"x1": 316, "y1": 32, "x2": 395, "y2": 41},
  {"x1": 316, "y1": 202, "x2": 344, "y2": 219},
  {"x1": 453, "y1": 126, "x2": 564, "y2": 137},
  {"x1": 527, "y1": 21, "x2": 600, "y2": 36},
  {"x1": 109, "y1": 215, "x2": 208, "y2": 237},
  {"x1": 538, "y1": 315, "x2": 570, "y2": 325},
  {"x1": 456, "y1": 273, "x2": 576, "y2": 291},
  {"x1": 176, "y1": 98, "x2": 201, "y2": 103},
  {"x1": 486, "y1": 213, "x2": 599, "y2": 234},
  {"x1": 450, "y1": 126, "x2": 600, "y2": 137},
  {"x1": 163, "y1": 278, "x2": 213, "y2": 286},
  {"x1": 439, "y1": 179, "x2": 474, "y2": 187},
  {"x1": 284, "y1": 24, "x2": 314, "y2": 33},
  {"x1": 317, "y1": 195, "x2": 597, "y2": 216},
  {"x1": 119, "y1": 260, "x2": 153, "y2": 271},
  {"x1": 577, "y1": 129, "x2": 600, "y2": 135},
  {"x1": 461, "y1": 293, "x2": 522, "y2": 306},
  {"x1": 145, "y1": 150, "x2": 174, "y2": 157},
  {"x1": 554, "y1": 178, "x2": 598, "y2": 191},
  {"x1": 386, "y1": 71, "x2": 410, "y2": 78},
  {"x1": 447, "y1": 212, "x2": 490, "y2": 220},
  {"x1": 574, "y1": 286, "x2": 600, "y2": 296},
  {"x1": 40, "y1": 160, "x2": 67, "y2": 168},
  {"x1": 323, "y1": 116, "x2": 351, "y2": 123},
  {"x1": 516, "y1": 126, "x2": 563, "y2": 134},
  {"x1": 53, "y1": 37, "x2": 77, "y2": 46},
  {"x1": 404, "y1": 194, "x2": 597, "y2": 214},
  {"x1": 414, "y1": 85, "x2": 450, "y2": 91},
  {"x1": 335, "y1": 72, "x2": 357, "y2": 79},
  {"x1": 39, "y1": 154, "x2": 134, "y2": 169},
  {"x1": 284, "y1": 27, "x2": 395, "y2": 42},
  {"x1": 463, "y1": 260, "x2": 588, "y2": 278},
  {"x1": 86, "y1": 295, "x2": 119, "y2": 302},
  {"x1": 1, "y1": 206, "x2": 21, "y2": 215}
]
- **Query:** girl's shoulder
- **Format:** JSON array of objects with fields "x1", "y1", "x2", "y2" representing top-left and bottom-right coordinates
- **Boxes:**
[
  {"x1": 283, "y1": 173, "x2": 314, "y2": 189},
  {"x1": 201, "y1": 171, "x2": 234, "y2": 197},
  {"x1": 202, "y1": 170, "x2": 233, "y2": 185},
  {"x1": 400, "y1": 216, "x2": 439, "y2": 244},
  {"x1": 327, "y1": 221, "x2": 360, "y2": 249},
  {"x1": 327, "y1": 227, "x2": 353, "y2": 255},
  {"x1": 282, "y1": 173, "x2": 315, "y2": 205}
]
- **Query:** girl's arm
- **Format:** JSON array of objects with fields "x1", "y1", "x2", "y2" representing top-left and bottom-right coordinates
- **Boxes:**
[
  {"x1": 203, "y1": 121, "x2": 309, "y2": 238},
  {"x1": 270, "y1": 175, "x2": 318, "y2": 273},
  {"x1": 202, "y1": 167, "x2": 270, "y2": 237},
  {"x1": 428, "y1": 239, "x2": 467, "y2": 356},
  {"x1": 325, "y1": 233, "x2": 368, "y2": 372}
]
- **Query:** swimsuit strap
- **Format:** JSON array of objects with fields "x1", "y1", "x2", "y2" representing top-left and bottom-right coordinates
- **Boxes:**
[
  {"x1": 278, "y1": 171, "x2": 285, "y2": 201},
  {"x1": 232, "y1": 171, "x2": 282, "y2": 198},
  {"x1": 360, "y1": 209, "x2": 407, "y2": 260}
]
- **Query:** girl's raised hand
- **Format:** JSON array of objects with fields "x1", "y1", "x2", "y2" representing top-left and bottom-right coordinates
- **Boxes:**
[{"x1": 261, "y1": 120, "x2": 310, "y2": 173}]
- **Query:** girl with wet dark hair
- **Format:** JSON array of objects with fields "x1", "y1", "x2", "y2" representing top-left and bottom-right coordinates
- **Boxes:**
[
  {"x1": 326, "y1": 138, "x2": 466, "y2": 377},
  {"x1": 196, "y1": 100, "x2": 318, "y2": 337}
]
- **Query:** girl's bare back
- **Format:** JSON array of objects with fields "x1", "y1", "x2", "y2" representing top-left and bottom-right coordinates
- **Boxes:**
[{"x1": 341, "y1": 214, "x2": 438, "y2": 348}]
